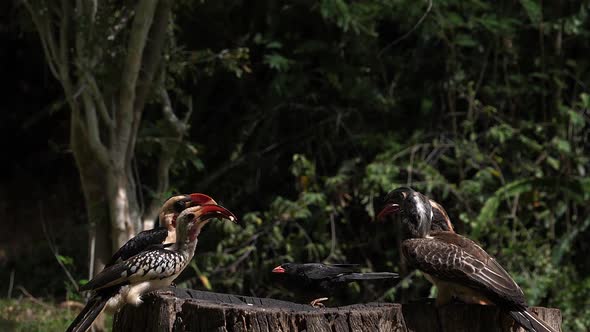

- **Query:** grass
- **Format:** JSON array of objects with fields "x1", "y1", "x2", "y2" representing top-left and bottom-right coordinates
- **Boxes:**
[{"x1": 0, "y1": 298, "x2": 112, "y2": 332}]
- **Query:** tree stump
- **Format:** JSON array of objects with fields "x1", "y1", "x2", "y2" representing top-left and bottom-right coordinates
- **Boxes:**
[{"x1": 113, "y1": 288, "x2": 562, "y2": 332}]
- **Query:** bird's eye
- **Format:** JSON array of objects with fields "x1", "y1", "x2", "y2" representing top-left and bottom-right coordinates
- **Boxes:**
[
  {"x1": 185, "y1": 213, "x2": 195, "y2": 221},
  {"x1": 173, "y1": 200, "x2": 186, "y2": 212}
]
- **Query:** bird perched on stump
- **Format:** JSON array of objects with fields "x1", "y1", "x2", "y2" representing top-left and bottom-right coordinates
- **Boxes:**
[
  {"x1": 377, "y1": 187, "x2": 557, "y2": 332},
  {"x1": 272, "y1": 262, "x2": 398, "y2": 307},
  {"x1": 66, "y1": 202, "x2": 237, "y2": 332}
]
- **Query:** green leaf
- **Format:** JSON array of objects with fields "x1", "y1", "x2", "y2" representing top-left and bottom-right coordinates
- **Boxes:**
[
  {"x1": 455, "y1": 34, "x2": 478, "y2": 48},
  {"x1": 552, "y1": 217, "x2": 590, "y2": 265},
  {"x1": 568, "y1": 109, "x2": 585, "y2": 127},
  {"x1": 266, "y1": 41, "x2": 283, "y2": 49},
  {"x1": 519, "y1": 0, "x2": 542, "y2": 24},
  {"x1": 446, "y1": 13, "x2": 464, "y2": 27},
  {"x1": 546, "y1": 156, "x2": 560, "y2": 170},
  {"x1": 189, "y1": 158, "x2": 205, "y2": 171},
  {"x1": 552, "y1": 137, "x2": 572, "y2": 154},
  {"x1": 57, "y1": 255, "x2": 73, "y2": 266},
  {"x1": 263, "y1": 53, "x2": 292, "y2": 72}
]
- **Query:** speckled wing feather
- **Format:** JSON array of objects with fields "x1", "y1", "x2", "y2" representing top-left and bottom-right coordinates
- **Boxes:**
[
  {"x1": 402, "y1": 231, "x2": 527, "y2": 308},
  {"x1": 105, "y1": 228, "x2": 169, "y2": 267},
  {"x1": 81, "y1": 247, "x2": 187, "y2": 292}
]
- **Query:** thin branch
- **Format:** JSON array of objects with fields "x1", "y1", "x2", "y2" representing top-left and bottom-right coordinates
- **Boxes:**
[
  {"x1": 117, "y1": 0, "x2": 159, "y2": 156},
  {"x1": 7, "y1": 268, "x2": 15, "y2": 298},
  {"x1": 84, "y1": 73, "x2": 114, "y2": 128},
  {"x1": 407, "y1": 145, "x2": 418, "y2": 186},
  {"x1": 39, "y1": 204, "x2": 80, "y2": 293},
  {"x1": 376, "y1": 271, "x2": 417, "y2": 302},
  {"x1": 379, "y1": 0, "x2": 433, "y2": 56},
  {"x1": 23, "y1": 1, "x2": 60, "y2": 79},
  {"x1": 128, "y1": 0, "x2": 173, "y2": 167},
  {"x1": 195, "y1": 110, "x2": 352, "y2": 191},
  {"x1": 324, "y1": 213, "x2": 338, "y2": 261},
  {"x1": 218, "y1": 246, "x2": 256, "y2": 274},
  {"x1": 141, "y1": 87, "x2": 191, "y2": 229},
  {"x1": 17, "y1": 286, "x2": 53, "y2": 309},
  {"x1": 133, "y1": 0, "x2": 172, "y2": 114},
  {"x1": 182, "y1": 96, "x2": 194, "y2": 124},
  {"x1": 59, "y1": 0, "x2": 70, "y2": 69},
  {"x1": 159, "y1": 88, "x2": 187, "y2": 133},
  {"x1": 88, "y1": 230, "x2": 95, "y2": 281},
  {"x1": 81, "y1": 93, "x2": 110, "y2": 166}
]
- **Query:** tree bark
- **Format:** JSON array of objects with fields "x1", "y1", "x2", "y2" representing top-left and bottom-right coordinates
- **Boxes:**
[
  {"x1": 71, "y1": 118, "x2": 112, "y2": 276},
  {"x1": 24, "y1": 0, "x2": 179, "y2": 274},
  {"x1": 113, "y1": 288, "x2": 562, "y2": 332}
]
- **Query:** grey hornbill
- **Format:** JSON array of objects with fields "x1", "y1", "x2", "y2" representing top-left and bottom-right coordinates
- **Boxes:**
[
  {"x1": 67, "y1": 196, "x2": 236, "y2": 332},
  {"x1": 271, "y1": 263, "x2": 398, "y2": 307},
  {"x1": 377, "y1": 187, "x2": 557, "y2": 332}
]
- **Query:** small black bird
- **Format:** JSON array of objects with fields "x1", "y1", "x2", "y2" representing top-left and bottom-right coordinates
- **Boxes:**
[{"x1": 272, "y1": 263, "x2": 398, "y2": 307}]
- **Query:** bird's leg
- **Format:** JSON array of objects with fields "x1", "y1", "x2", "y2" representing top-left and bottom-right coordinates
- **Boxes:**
[
  {"x1": 434, "y1": 287, "x2": 453, "y2": 307},
  {"x1": 310, "y1": 297, "x2": 329, "y2": 308}
]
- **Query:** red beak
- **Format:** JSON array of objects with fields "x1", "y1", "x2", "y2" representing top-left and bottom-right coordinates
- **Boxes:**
[
  {"x1": 189, "y1": 193, "x2": 216, "y2": 205},
  {"x1": 198, "y1": 204, "x2": 238, "y2": 224},
  {"x1": 377, "y1": 203, "x2": 400, "y2": 221},
  {"x1": 272, "y1": 266, "x2": 285, "y2": 273}
]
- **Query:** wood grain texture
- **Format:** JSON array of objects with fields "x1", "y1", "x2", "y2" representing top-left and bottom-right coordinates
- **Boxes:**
[{"x1": 113, "y1": 288, "x2": 561, "y2": 332}]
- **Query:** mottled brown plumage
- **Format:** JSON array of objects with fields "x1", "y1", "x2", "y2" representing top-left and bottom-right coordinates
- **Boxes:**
[
  {"x1": 402, "y1": 232, "x2": 526, "y2": 308},
  {"x1": 378, "y1": 187, "x2": 557, "y2": 332}
]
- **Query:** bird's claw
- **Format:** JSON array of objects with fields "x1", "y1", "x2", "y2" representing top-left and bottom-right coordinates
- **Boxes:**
[{"x1": 310, "y1": 297, "x2": 329, "y2": 308}]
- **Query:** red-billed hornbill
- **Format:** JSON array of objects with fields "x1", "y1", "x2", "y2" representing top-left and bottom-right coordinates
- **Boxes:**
[
  {"x1": 271, "y1": 263, "x2": 398, "y2": 307},
  {"x1": 106, "y1": 193, "x2": 217, "y2": 266},
  {"x1": 377, "y1": 187, "x2": 557, "y2": 332},
  {"x1": 67, "y1": 194, "x2": 236, "y2": 331}
]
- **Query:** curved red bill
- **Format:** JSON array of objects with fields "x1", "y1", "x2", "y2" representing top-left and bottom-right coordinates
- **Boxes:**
[
  {"x1": 272, "y1": 266, "x2": 285, "y2": 273},
  {"x1": 189, "y1": 193, "x2": 216, "y2": 205},
  {"x1": 198, "y1": 204, "x2": 238, "y2": 223},
  {"x1": 377, "y1": 204, "x2": 400, "y2": 221}
]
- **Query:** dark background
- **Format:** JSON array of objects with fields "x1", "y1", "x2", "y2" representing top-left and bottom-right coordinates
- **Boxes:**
[{"x1": 1, "y1": 1, "x2": 589, "y2": 330}]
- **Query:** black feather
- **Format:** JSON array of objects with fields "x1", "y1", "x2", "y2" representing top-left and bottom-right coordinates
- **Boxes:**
[
  {"x1": 80, "y1": 262, "x2": 129, "y2": 292},
  {"x1": 340, "y1": 272, "x2": 399, "y2": 281},
  {"x1": 106, "y1": 228, "x2": 168, "y2": 267},
  {"x1": 509, "y1": 309, "x2": 559, "y2": 332},
  {"x1": 66, "y1": 287, "x2": 117, "y2": 332}
]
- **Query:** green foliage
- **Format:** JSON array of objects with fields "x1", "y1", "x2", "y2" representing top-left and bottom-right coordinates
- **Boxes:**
[
  {"x1": 0, "y1": 299, "x2": 112, "y2": 332},
  {"x1": 14, "y1": 0, "x2": 590, "y2": 330},
  {"x1": 167, "y1": 1, "x2": 590, "y2": 329}
]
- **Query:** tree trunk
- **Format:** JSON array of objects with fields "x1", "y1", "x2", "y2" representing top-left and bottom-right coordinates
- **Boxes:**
[
  {"x1": 24, "y1": 0, "x2": 179, "y2": 278},
  {"x1": 106, "y1": 168, "x2": 138, "y2": 252},
  {"x1": 71, "y1": 120, "x2": 112, "y2": 276},
  {"x1": 113, "y1": 288, "x2": 562, "y2": 332}
]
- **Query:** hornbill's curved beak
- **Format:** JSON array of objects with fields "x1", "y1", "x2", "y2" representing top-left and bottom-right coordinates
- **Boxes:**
[
  {"x1": 197, "y1": 204, "x2": 238, "y2": 224},
  {"x1": 189, "y1": 193, "x2": 217, "y2": 206},
  {"x1": 272, "y1": 265, "x2": 286, "y2": 273},
  {"x1": 377, "y1": 203, "x2": 400, "y2": 221}
]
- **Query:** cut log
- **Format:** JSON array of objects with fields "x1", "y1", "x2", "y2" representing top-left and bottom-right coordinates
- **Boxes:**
[{"x1": 113, "y1": 288, "x2": 562, "y2": 332}]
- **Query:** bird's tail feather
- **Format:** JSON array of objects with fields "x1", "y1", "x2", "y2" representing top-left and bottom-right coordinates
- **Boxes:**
[
  {"x1": 509, "y1": 308, "x2": 559, "y2": 332},
  {"x1": 65, "y1": 294, "x2": 109, "y2": 332},
  {"x1": 344, "y1": 272, "x2": 399, "y2": 280}
]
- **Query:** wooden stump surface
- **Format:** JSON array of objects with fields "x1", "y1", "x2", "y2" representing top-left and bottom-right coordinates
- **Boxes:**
[{"x1": 113, "y1": 288, "x2": 562, "y2": 332}]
